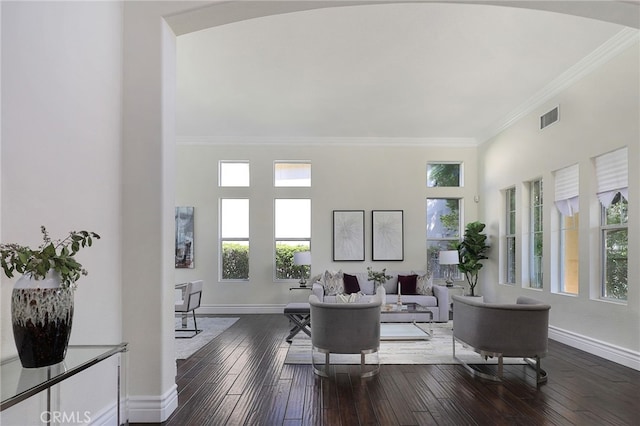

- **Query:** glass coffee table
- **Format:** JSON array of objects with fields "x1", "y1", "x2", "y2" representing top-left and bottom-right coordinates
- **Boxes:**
[{"x1": 380, "y1": 303, "x2": 433, "y2": 341}]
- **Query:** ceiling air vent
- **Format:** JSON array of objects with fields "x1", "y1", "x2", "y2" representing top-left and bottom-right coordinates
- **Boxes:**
[{"x1": 540, "y1": 106, "x2": 559, "y2": 130}]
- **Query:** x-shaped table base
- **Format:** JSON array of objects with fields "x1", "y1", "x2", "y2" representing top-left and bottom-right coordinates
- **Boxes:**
[{"x1": 284, "y1": 303, "x2": 311, "y2": 342}]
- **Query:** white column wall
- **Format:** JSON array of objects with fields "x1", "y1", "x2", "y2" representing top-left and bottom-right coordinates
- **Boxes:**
[
  {"x1": 121, "y1": 2, "x2": 184, "y2": 422},
  {"x1": 478, "y1": 42, "x2": 639, "y2": 360}
]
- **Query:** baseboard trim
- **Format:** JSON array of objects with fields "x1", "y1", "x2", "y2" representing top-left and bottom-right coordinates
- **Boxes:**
[
  {"x1": 128, "y1": 384, "x2": 178, "y2": 423},
  {"x1": 549, "y1": 325, "x2": 640, "y2": 371}
]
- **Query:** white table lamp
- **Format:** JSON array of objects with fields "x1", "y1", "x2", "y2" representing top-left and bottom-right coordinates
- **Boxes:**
[
  {"x1": 438, "y1": 250, "x2": 459, "y2": 287},
  {"x1": 293, "y1": 251, "x2": 312, "y2": 287}
]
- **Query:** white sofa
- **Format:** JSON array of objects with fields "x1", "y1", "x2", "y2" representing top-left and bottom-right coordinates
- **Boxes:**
[{"x1": 311, "y1": 270, "x2": 449, "y2": 322}]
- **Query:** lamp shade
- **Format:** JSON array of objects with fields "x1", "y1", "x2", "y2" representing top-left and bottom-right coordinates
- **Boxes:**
[
  {"x1": 293, "y1": 251, "x2": 312, "y2": 266},
  {"x1": 438, "y1": 250, "x2": 459, "y2": 265}
]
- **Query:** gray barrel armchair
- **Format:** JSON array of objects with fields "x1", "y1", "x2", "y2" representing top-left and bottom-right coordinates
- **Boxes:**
[
  {"x1": 452, "y1": 295, "x2": 551, "y2": 384},
  {"x1": 309, "y1": 288, "x2": 383, "y2": 378}
]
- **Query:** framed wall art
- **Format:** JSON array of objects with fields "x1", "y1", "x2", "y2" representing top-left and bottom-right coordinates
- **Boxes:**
[
  {"x1": 372, "y1": 210, "x2": 404, "y2": 261},
  {"x1": 332, "y1": 210, "x2": 365, "y2": 261},
  {"x1": 175, "y1": 206, "x2": 194, "y2": 268}
]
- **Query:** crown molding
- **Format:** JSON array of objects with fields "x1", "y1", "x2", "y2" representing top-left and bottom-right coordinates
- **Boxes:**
[
  {"x1": 176, "y1": 136, "x2": 478, "y2": 147},
  {"x1": 479, "y1": 27, "x2": 640, "y2": 144}
]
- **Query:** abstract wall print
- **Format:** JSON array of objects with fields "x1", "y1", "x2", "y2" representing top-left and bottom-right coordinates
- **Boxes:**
[
  {"x1": 372, "y1": 210, "x2": 404, "y2": 261},
  {"x1": 333, "y1": 210, "x2": 365, "y2": 261},
  {"x1": 175, "y1": 206, "x2": 194, "y2": 268}
]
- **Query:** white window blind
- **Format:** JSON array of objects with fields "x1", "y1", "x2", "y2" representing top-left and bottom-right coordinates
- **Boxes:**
[
  {"x1": 554, "y1": 164, "x2": 579, "y2": 216},
  {"x1": 595, "y1": 147, "x2": 628, "y2": 207}
]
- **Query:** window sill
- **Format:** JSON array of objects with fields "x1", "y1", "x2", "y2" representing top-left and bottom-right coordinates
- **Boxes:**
[{"x1": 591, "y1": 297, "x2": 627, "y2": 306}]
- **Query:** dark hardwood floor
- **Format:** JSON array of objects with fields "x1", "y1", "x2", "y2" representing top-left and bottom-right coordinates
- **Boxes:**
[{"x1": 135, "y1": 314, "x2": 640, "y2": 425}]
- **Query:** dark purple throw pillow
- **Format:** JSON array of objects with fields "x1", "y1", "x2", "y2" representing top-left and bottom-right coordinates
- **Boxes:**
[
  {"x1": 398, "y1": 274, "x2": 418, "y2": 295},
  {"x1": 343, "y1": 273, "x2": 360, "y2": 294}
]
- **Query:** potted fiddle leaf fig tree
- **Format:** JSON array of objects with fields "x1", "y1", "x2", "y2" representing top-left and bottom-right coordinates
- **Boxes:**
[{"x1": 457, "y1": 221, "x2": 490, "y2": 297}]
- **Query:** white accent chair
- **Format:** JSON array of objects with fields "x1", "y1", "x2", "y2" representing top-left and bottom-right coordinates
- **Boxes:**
[
  {"x1": 175, "y1": 280, "x2": 203, "y2": 338},
  {"x1": 309, "y1": 287, "x2": 383, "y2": 378}
]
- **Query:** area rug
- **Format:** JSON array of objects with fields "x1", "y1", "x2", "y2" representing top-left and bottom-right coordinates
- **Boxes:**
[
  {"x1": 175, "y1": 316, "x2": 239, "y2": 360},
  {"x1": 284, "y1": 322, "x2": 525, "y2": 365}
]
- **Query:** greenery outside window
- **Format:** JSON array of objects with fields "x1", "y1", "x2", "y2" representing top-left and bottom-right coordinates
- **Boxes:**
[
  {"x1": 426, "y1": 198, "x2": 461, "y2": 279},
  {"x1": 220, "y1": 198, "x2": 249, "y2": 280},
  {"x1": 601, "y1": 193, "x2": 627, "y2": 300},
  {"x1": 427, "y1": 163, "x2": 462, "y2": 187},
  {"x1": 529, "y1": 179, "x2": 543, "y2": 289},
  {"x1": 505, "y1": 187, "x2": 516, "y2": 285},
  {"x1": 275, "y1": 199, "x2": 311, "y2": 280}
]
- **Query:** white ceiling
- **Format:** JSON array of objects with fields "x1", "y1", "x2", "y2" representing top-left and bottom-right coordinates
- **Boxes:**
[{"x1": 175, "y1": 2, "x2": 637, "y2": 145}]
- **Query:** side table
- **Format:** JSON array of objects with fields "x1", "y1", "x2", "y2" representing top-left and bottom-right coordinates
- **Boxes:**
[{"x1": 288, "y1": 286, "x2": 312, "y2": 303}]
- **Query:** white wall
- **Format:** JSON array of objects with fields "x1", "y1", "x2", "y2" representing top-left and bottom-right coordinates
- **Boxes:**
[
  {"x1": 175, "y1": 142, "x2": 478, "y2": 308},
  {"x1": 1, "y1": 1, "x2": 124, "y2": 423},
  {"x1": 478, "y1": 42, "x2": 639, "y2": 364}
]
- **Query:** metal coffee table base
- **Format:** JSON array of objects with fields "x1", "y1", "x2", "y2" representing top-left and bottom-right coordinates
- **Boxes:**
[{"x1": 380, "y1": 323, "x2": 431, "y2": 340}]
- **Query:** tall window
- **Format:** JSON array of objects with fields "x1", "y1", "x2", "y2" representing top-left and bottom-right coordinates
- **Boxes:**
[
  {"x1": 219, "y1": 161, "x2": 250, "y2": 187},
  {"x1": 504, "y1": 187, "x2": 516, "y2": 285},
  {"x1": 595, "y1": 148, "x2": 628, "y2": 301},
  {"x1": 427, "y1": 162, "x2": 462, "y2": 187},
  {"x1": 220, "y1": 199, "x2": 249, "y2": 280},
  {"x1": 554, "y1": 164, "x2": 579, "y2": 294},
  {"x1": 601, "y1": 194, "x2": 628, "y2": 300},
  {"x1": 274, "y1": 162, "x2": 311, "y2": 187},
  {"x1": 275, "y1": 199, "x2": 311, "y2": 280},
  {"x1": 529, "y1": 179, "x2": 543, "y2": 289},
  {"x1": 426, "y1": 198, "x2": 461, "y2": 279}
]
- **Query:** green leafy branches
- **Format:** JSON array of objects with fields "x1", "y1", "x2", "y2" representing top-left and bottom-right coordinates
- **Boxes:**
[
  {"x1": 0, "y1": 226, "x2": 100, "y2": 289},
  {"x1": 367, "y1": 267, "x2": 392, "y2": 286}
]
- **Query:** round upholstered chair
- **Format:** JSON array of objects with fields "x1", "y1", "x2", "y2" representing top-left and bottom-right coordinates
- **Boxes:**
[{"x1": 308, "y1": 288, "x2": 383, "y2": 378}]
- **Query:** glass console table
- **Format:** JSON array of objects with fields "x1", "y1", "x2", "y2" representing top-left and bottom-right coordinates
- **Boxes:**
[{"x1": 1, "y1": 343, "x2": 128, "y2": 425}]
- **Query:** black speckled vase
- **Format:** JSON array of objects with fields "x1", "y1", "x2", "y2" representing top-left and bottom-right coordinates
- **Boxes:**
[{"x1": 11, "y1": 272, "x2": 74, "y2": 368}]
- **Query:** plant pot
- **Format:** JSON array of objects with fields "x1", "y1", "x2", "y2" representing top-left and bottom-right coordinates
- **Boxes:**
[
  {"x1": 11, "y1": 271, "x2": 74, "y2": 368},
  {"x1": 377, "y1": 285, "x2": 386, "y2": 305}
]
